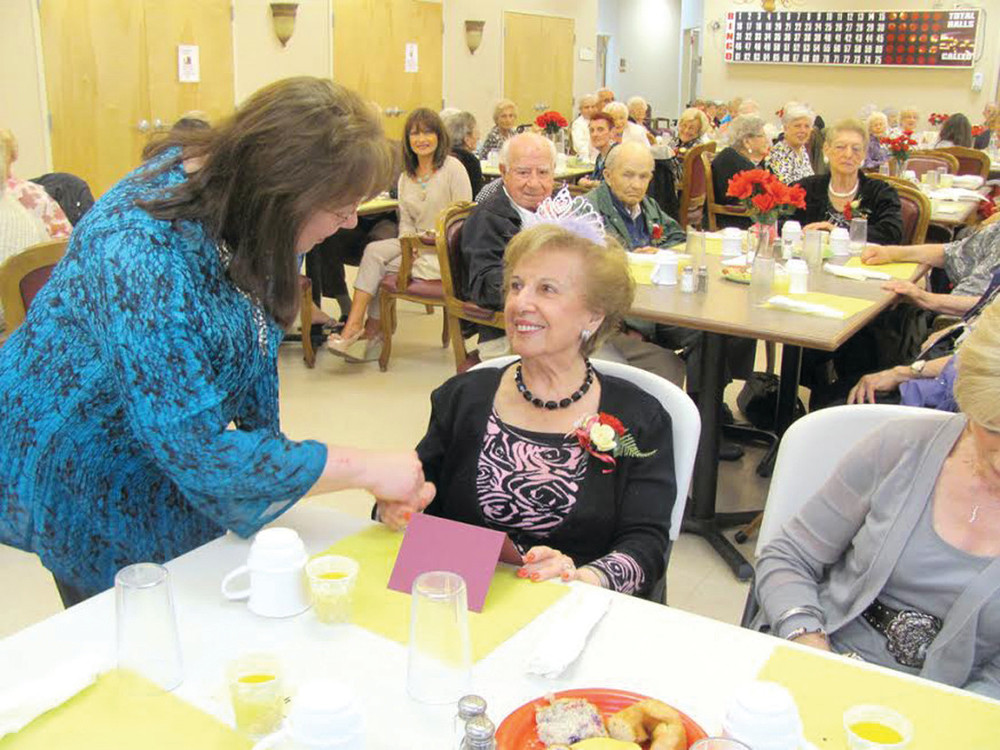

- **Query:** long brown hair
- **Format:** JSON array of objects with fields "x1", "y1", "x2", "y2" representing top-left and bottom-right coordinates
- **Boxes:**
[
  {"x1": 401, "y1": 108, "x2": 449, "y2": 176},
  {"x1": 139, "y1": 77, "x2": 392, "y2": 327}
]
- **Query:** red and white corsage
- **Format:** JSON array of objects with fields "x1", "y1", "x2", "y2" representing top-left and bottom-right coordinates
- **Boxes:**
[{"x1": 568, "y1": 412, "x2": 657, "y2": 473}]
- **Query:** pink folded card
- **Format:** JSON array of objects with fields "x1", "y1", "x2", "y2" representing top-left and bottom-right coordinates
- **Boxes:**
[{"x1": 387, "y1": 513, "x2": 522, "y2": 611}]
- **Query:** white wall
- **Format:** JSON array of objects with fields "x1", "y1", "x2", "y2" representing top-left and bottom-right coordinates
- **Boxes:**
[
  {"x1": 442, "y1": 0, "x2": 598, "y2": 134},
  {"x1": 698, "y1": 0, "x2": 1000, "y2": 127},
  {"x1": 597, "y1": 0, "x2": 621, "y2": 93},
  {"x1": 0, "y1": 0, "x2": 50, "y2": 178}
]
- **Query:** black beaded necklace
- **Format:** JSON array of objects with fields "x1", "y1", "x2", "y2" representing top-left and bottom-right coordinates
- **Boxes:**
[{"x1": 515, "y1": 359, "x2": 594, "y2": 410}]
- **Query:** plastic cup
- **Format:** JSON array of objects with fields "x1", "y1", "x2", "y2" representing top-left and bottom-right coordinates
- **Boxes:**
[
  {"x1": 844, "y1": 705, "x2": 913, "y2": 750},
  {"x1": 771, "y1": 267, "x2": 791, "y2": 295},
  {"x1": 305, "y1": 555, "x2": 359, "y2": 625},
  {"x1": 228, "y1": 653, "x2": 285, "y2": 739},
  {"x1": 406, "y1": 571, "x2": 471, "y2": 704},
  {"x1": 802, "y1": 229, "x2": 823, "y2": 271},
  {"x1": 686, "y1": 228, "x2": 706, "y2": 265},
  {"x1": 722, "y1": 681, "x2": 804, "y2": 750},
  {"x1": 115, "y1": 563, "x2": 183, "y2": 692}
]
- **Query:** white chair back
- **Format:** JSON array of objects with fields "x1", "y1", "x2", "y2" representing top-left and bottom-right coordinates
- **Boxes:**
[
  {"x1": 471, "y1": 355, "x2": 700, "y2": 540},
  {"x1": 756, "y1": 405, "x2": 956, "y2": 556}
]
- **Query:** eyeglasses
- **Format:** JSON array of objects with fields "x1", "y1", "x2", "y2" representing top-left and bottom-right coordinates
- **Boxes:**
[
  {"x1": 831, "y1": 144, "x2": 865, "y2": 156},
  {"x1": 330, "y1": 202, "x2": 360, "y2": 224}
]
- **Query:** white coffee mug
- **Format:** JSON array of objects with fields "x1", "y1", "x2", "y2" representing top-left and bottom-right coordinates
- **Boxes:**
[
  {"x1": 721, "y1": 227, "x2": 743, "y2": 258},
  {"x1": 652, "y1": 257, "x2": 679, "y2": 286},
  {"x1": 829, "y1": 227, "x2": 850, "y2": 256},
  {"x1": 253, "y1": 679, "x2": 365, "y2": 750},
  {"x1": 221, "y1": 527, "x2": 310, "y2": 618}
]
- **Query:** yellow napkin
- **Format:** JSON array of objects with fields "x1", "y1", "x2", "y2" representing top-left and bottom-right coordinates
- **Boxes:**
[
  {"x1": 764, "y1": 292, "x2": 874, "y2": 319},
  {"x1": 845, "y1": 257, "x2": 918, "y2": 281},
  {"x1": 758, "y1": 646, "x2": 1000, "y2": 749},
  {"x1": 629, "y1": 263, "x2": 655, "y2": 285},
  {"x1": 321, "y1": 525, "x2": 569, "y2": 662},
  {"x1": 0, "y1": 670, "x2": 249, "y2": 750}
]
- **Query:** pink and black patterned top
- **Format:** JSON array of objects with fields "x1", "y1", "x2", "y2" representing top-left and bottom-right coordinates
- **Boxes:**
[
  {"x1": 6, "y1": 176, "x2": 72, "y2": 240},
  {"x1": 477, "y1": 410, "x2": 646, "y2": 594}
]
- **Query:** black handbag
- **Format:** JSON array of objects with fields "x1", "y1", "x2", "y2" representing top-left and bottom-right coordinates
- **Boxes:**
[{"x1": 737, "y1": 372, "x2": 805, "y2": 431}]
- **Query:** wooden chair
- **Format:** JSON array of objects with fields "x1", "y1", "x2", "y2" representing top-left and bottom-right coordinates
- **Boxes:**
[
  {"x1": 677, "y1": 140, "x2": 715, "y2": 228},
  {"x1": 298, "y1": 276, "x2": 316, "y2": 368},
  {"x1": 905, "y1": 150, "x2": 959, "y2": 178},
  {"x1": 936, "y1": 146, "x2": 990, "y2": 179},
  {"x1": 376, "y1": 233, "x2": 449, "y2": 372},
  {"x1": 869, "y1": 174, "x2": 932, "y2": 245},
  {"x1": 435, "y1": 201, "x2": 505, "y2": 372},
  {"x1": 0, "y1": 238, "x2": 68, "y2": 333},
  {"x1": 702, "y1": 150, "x2": 751, "y2": 231}
]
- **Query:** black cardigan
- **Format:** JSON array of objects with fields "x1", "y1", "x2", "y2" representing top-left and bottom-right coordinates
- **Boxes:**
[
  {"x1": 451, "y1": 147, "x2": 484, "y2": 198},
  {"x1": 711, "y1": 147, "x2": 758, "y2": 229},
  {"x1": 459, "y1": 187, "x2": 522, "y2": 312},
  {"x1": 790, "y1": 171, "x2": 903, "y2": 245},
  {"x1": 416, "y1": 366, "x2": 676, "y2": 597}
]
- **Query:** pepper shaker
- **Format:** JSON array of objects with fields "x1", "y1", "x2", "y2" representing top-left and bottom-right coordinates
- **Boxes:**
[
  {"x1": 460, "y1": 715, "x2": 497, "y2": 750},
  {"x1": 696, "y1": 265, "x2": 709, "y2": 293},
  {"x1": 455, "y1": 695, "x2": 488, "y2": 748}
]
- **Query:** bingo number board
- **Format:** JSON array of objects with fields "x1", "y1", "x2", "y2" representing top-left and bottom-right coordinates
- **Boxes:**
[{"x1": 725, "y1": 9, "x2": 980, "y2": 68}]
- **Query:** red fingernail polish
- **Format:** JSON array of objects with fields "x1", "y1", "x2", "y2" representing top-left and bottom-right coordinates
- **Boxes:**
[
  {"x1": 526, "y1": 553, "x2": 535, "y2": 562},
  {"x1": 561, "y1": 572, "x2": 571, "y2": 581},
  {"x1": 531, "y1": 573, "x2": 540, "y2": 582},
  {"x1": 517, "y1": 568, "x2": 528, "y2": 578}
]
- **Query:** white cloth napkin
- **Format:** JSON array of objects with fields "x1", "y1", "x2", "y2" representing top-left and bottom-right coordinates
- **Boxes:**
[
  {"x1": 0, "y1": 654, "x2": 106, "y2": 739},
  {"x1": 952, "y1": 175, "x2": 985, "y2": 190},
  {"x1": 526, "y1": 589, "x2": 612, "y2": 678},
  {"x1": 721, "y1": 254, "x2": 749, "y2": 267},
  {"x1": 822, "y1": 262, "x2": 891, "y2": 281},
  {"x1": 766, "y1": 295, "x2": 846, "y2": 319},
  {"x1": 928, "y1": 187, "x2": 989, "y2": 202}
]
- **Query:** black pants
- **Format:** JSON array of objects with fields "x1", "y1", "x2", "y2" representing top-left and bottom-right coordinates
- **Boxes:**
[{"x1": 305, "y1": 216, "x2": 397, "y2": 304}]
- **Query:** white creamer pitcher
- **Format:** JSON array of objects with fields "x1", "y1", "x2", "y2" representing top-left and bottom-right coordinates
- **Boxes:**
[{"x1": 221, "y1": 527, "x2": 310, "y2": 618}]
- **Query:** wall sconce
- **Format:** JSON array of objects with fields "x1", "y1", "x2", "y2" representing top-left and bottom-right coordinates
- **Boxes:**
[
  {"x1": 270, "y1": 2, "x2": 299, "y2": 47},
  {"x1": 465, "y1": 20, "x2": 485, "y2": 54}
]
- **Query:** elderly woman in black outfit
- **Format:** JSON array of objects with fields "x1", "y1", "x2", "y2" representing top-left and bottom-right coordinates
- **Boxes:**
[
  {"x1": 378, "y1": 221, "x2": 676, "y2": 598},
  {"x1": 790, "y1": 119, "x2": 902, "y2": 245},
  {"x1": 710, "y1": 114, "x2": 771, "y2": 229}
]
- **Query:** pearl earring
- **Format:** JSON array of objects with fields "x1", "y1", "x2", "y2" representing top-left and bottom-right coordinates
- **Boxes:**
[{"x1": 580, "y1": 329, "x2": 592, "y2": 342}]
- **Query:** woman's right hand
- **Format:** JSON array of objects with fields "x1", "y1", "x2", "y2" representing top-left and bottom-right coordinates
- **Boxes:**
[
  {"x1": 861, "y1": 245, "x2": 895, "y2": 265},
  {"x1": 360, "y1": 450, "x2": 435, "y2": 509},
  {"x1": 791, "y1": 632, "x2": 832, "y2": 651}
]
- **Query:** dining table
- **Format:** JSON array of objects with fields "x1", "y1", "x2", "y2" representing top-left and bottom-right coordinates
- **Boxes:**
[
  {"x1": 2, "y1": 503, "x2": 996, "y2": 749},
  {"x1": 628, "y1": 245, "x2": 927, "y2": 581}
]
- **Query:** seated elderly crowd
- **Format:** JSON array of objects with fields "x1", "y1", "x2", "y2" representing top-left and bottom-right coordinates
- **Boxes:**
[{"x1": 4, "y1": 83, "x2": 999, "y2": 700}]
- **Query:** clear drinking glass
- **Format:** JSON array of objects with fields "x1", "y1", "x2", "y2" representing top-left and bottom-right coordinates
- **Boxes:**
[
  {"x1": 227, "y1": 653, "x2": 285, "y2": 739},
  {"x1": 924, "y1": 168, "x2": 939, "y2": 189},
  {"x1": 686, "y1": 228, "x2": 706, "y2": 266},
  {"x1": 305, "y1": 555, "x2": 359, "y2": 624},
  {"x1": 802, "y1": 229, "x2": 823, "y2": 271},
  {"x1": 406, "y1": 571, "x2": 471, "y2": 704},
  {"x1": 115, "y1": 562, "x2": 183, "y2": 691},
  {"x1": 849, "y1": 217, "x2": 868, "y2": 255},
  {"x1": 843, "y1": 704, "x2": 913, "y2": 750}
]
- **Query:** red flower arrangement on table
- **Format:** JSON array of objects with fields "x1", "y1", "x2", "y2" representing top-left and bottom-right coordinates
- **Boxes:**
[
  {"x1": 928, "y1": 112, "x2": 949, "y2": 127},
  {"x1": 972, "y1": 125, "x2": 986, "y2": 138},
  {"x1": 568, "y1": 413, "x2": 657, "y2": 473},
  {"x1": 726, "y1": 169, "x2": 807, "y2": 225},
  {"x1": 880, "y1": 131, "x2": 918, "y2": 165},
  {"x1": 535, "y1": 110, "x2": 569, "y2": 136}
]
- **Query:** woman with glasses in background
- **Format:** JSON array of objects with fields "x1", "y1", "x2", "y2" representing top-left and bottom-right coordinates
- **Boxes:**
[{"x1": 790, "y1": 119, "x2": 902, "y2": 245}]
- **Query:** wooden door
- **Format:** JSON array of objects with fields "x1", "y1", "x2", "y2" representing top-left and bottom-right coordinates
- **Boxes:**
[
  {"x1": 144, "y1": 0, "x2": 235, "y2": 131},
  {"x1": 40, "y1": 0, "x2": 234, "y2": 197},
  {"x1": 40, "y1": 0, "x2": 150, "y2": 196},
  {"x1": 504, "y1": 12, "x2": 574, "y2": 128},
  {"x1": 333, "y1": 0, "x2": 443, "y2": 141}
]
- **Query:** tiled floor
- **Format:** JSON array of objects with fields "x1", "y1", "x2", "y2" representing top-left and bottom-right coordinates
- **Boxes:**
[{"x1": 0, "y1": 297, "x2": 770, "y2": 639}]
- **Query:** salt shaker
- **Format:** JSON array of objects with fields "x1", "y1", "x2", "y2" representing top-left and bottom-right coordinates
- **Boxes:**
[
  {"x1": 696, "y1": 265, "x2": 709, "y2": 293},
  {"x1": 680, "y1": 266, "x2": 695, "y2": 293},
  {"x1": 455, "y1": 695, "x2": 488, "y2": 748},
  {"x1": 460, "y1": 716, "x2": 497, "y2": 750}
]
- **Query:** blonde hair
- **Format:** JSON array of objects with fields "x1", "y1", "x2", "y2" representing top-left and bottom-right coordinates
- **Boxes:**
[
  {"x1": 955, "y1": 301, "x2": 1000, "y2": 430},
  {"x1": 503, "y1": 224, "x2": 634, "y2": 356},
  {"x1": 0, "y1": 129, "x2": 16, "y2": 164},
  {"x1": 866, "y1": 112, "x2": 888, "y2": 131},
  {"x1": 827, "y1": 118, "x2": 868, "y2": 144},
  {"x1": 679, "y1": 107, "x2": 710, "y2": 137},
  {"x1": 492, "y1": 99, "x2": 517, "y2": 125},
  {"x1": 604, "y1": 101, "x2": 628, "y2": 121}
]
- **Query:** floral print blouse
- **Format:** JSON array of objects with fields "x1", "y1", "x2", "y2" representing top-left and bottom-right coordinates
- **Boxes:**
[{"x1": 766, "y1": 141, "x2": 814, "y2": 185}]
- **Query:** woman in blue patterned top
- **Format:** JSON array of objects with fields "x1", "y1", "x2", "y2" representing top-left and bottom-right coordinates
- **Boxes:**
[{"x1": 0, "y1": 78, "x2": 434, "y2": 605}]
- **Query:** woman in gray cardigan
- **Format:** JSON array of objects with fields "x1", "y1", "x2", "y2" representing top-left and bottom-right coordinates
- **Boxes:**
[{"x1": 755, "y1": 301, "x2": 1000, "y2": 699}]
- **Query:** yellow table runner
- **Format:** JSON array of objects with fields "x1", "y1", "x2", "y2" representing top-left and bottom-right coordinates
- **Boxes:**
[
  {"x1": 764, "y1": 292, "x2": 875, "y2": 319},
  {"x1": 0, "y1": 670, "x2": 250, "y2": 750},
  {"x1": 757, "y1": 646, "x2": 1000, "y2": 749},
  {"x1": 321, "y1": 525, "x2": 569, "y2": 662},
  {"x1": 844, "y1": 257, "x2": 919, "y2": 281}
]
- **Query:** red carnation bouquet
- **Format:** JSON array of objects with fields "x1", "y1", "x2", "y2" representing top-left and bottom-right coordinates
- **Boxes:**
[
  {"x1": 929, "y1": 112, "x2": 949, "y2": 127},
  {"x1": 973, "y1": 125, "x2": 986, "y2": 137},
  {"x1": 880, "y1": 131, "x2": 918, "y2": 163},
  {"x1": 535, "y1": 110, "x2": 569, "y2": 135},
  {"x1": 726, "y1": 169, "x2": 807, "y2": 225}
]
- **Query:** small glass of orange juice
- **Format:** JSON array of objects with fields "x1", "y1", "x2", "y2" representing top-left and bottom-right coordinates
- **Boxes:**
[
  {"x1": 305, "y1": 555, "x2": 359, "y2": 624},
  {"x1": 227, "y1": 653, "x2": 285, "y2": 738},
  {"x1": 771, "y1": 266, "x2": 791, "y2": 295},
  {"x1": 844, "y1": 704, "x2": 913, "y2": 749}
]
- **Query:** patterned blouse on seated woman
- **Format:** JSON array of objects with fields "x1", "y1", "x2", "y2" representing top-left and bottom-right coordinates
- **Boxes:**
[
  {"x1": 863, "y1": 112, "x2": 890, "y2": 170},
  {"x1": 381, "y1": 216, "x2": 676, "y2": 598},
  {"x1": 766, "y1": 103, "x2": 815, "y2": 185},
  {"x1": 327, "y1": 108, "x2": 471, "y2": 362}
]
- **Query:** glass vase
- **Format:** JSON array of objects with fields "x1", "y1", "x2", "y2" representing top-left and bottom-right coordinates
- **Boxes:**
[{"x1": 750, "y1": 223, "x2": 776, "y2": 305}]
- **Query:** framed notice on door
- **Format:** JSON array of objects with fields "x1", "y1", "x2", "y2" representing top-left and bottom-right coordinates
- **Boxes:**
[{"x1": 724, "y1": 9, "x2": 980, "y2": 68}]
